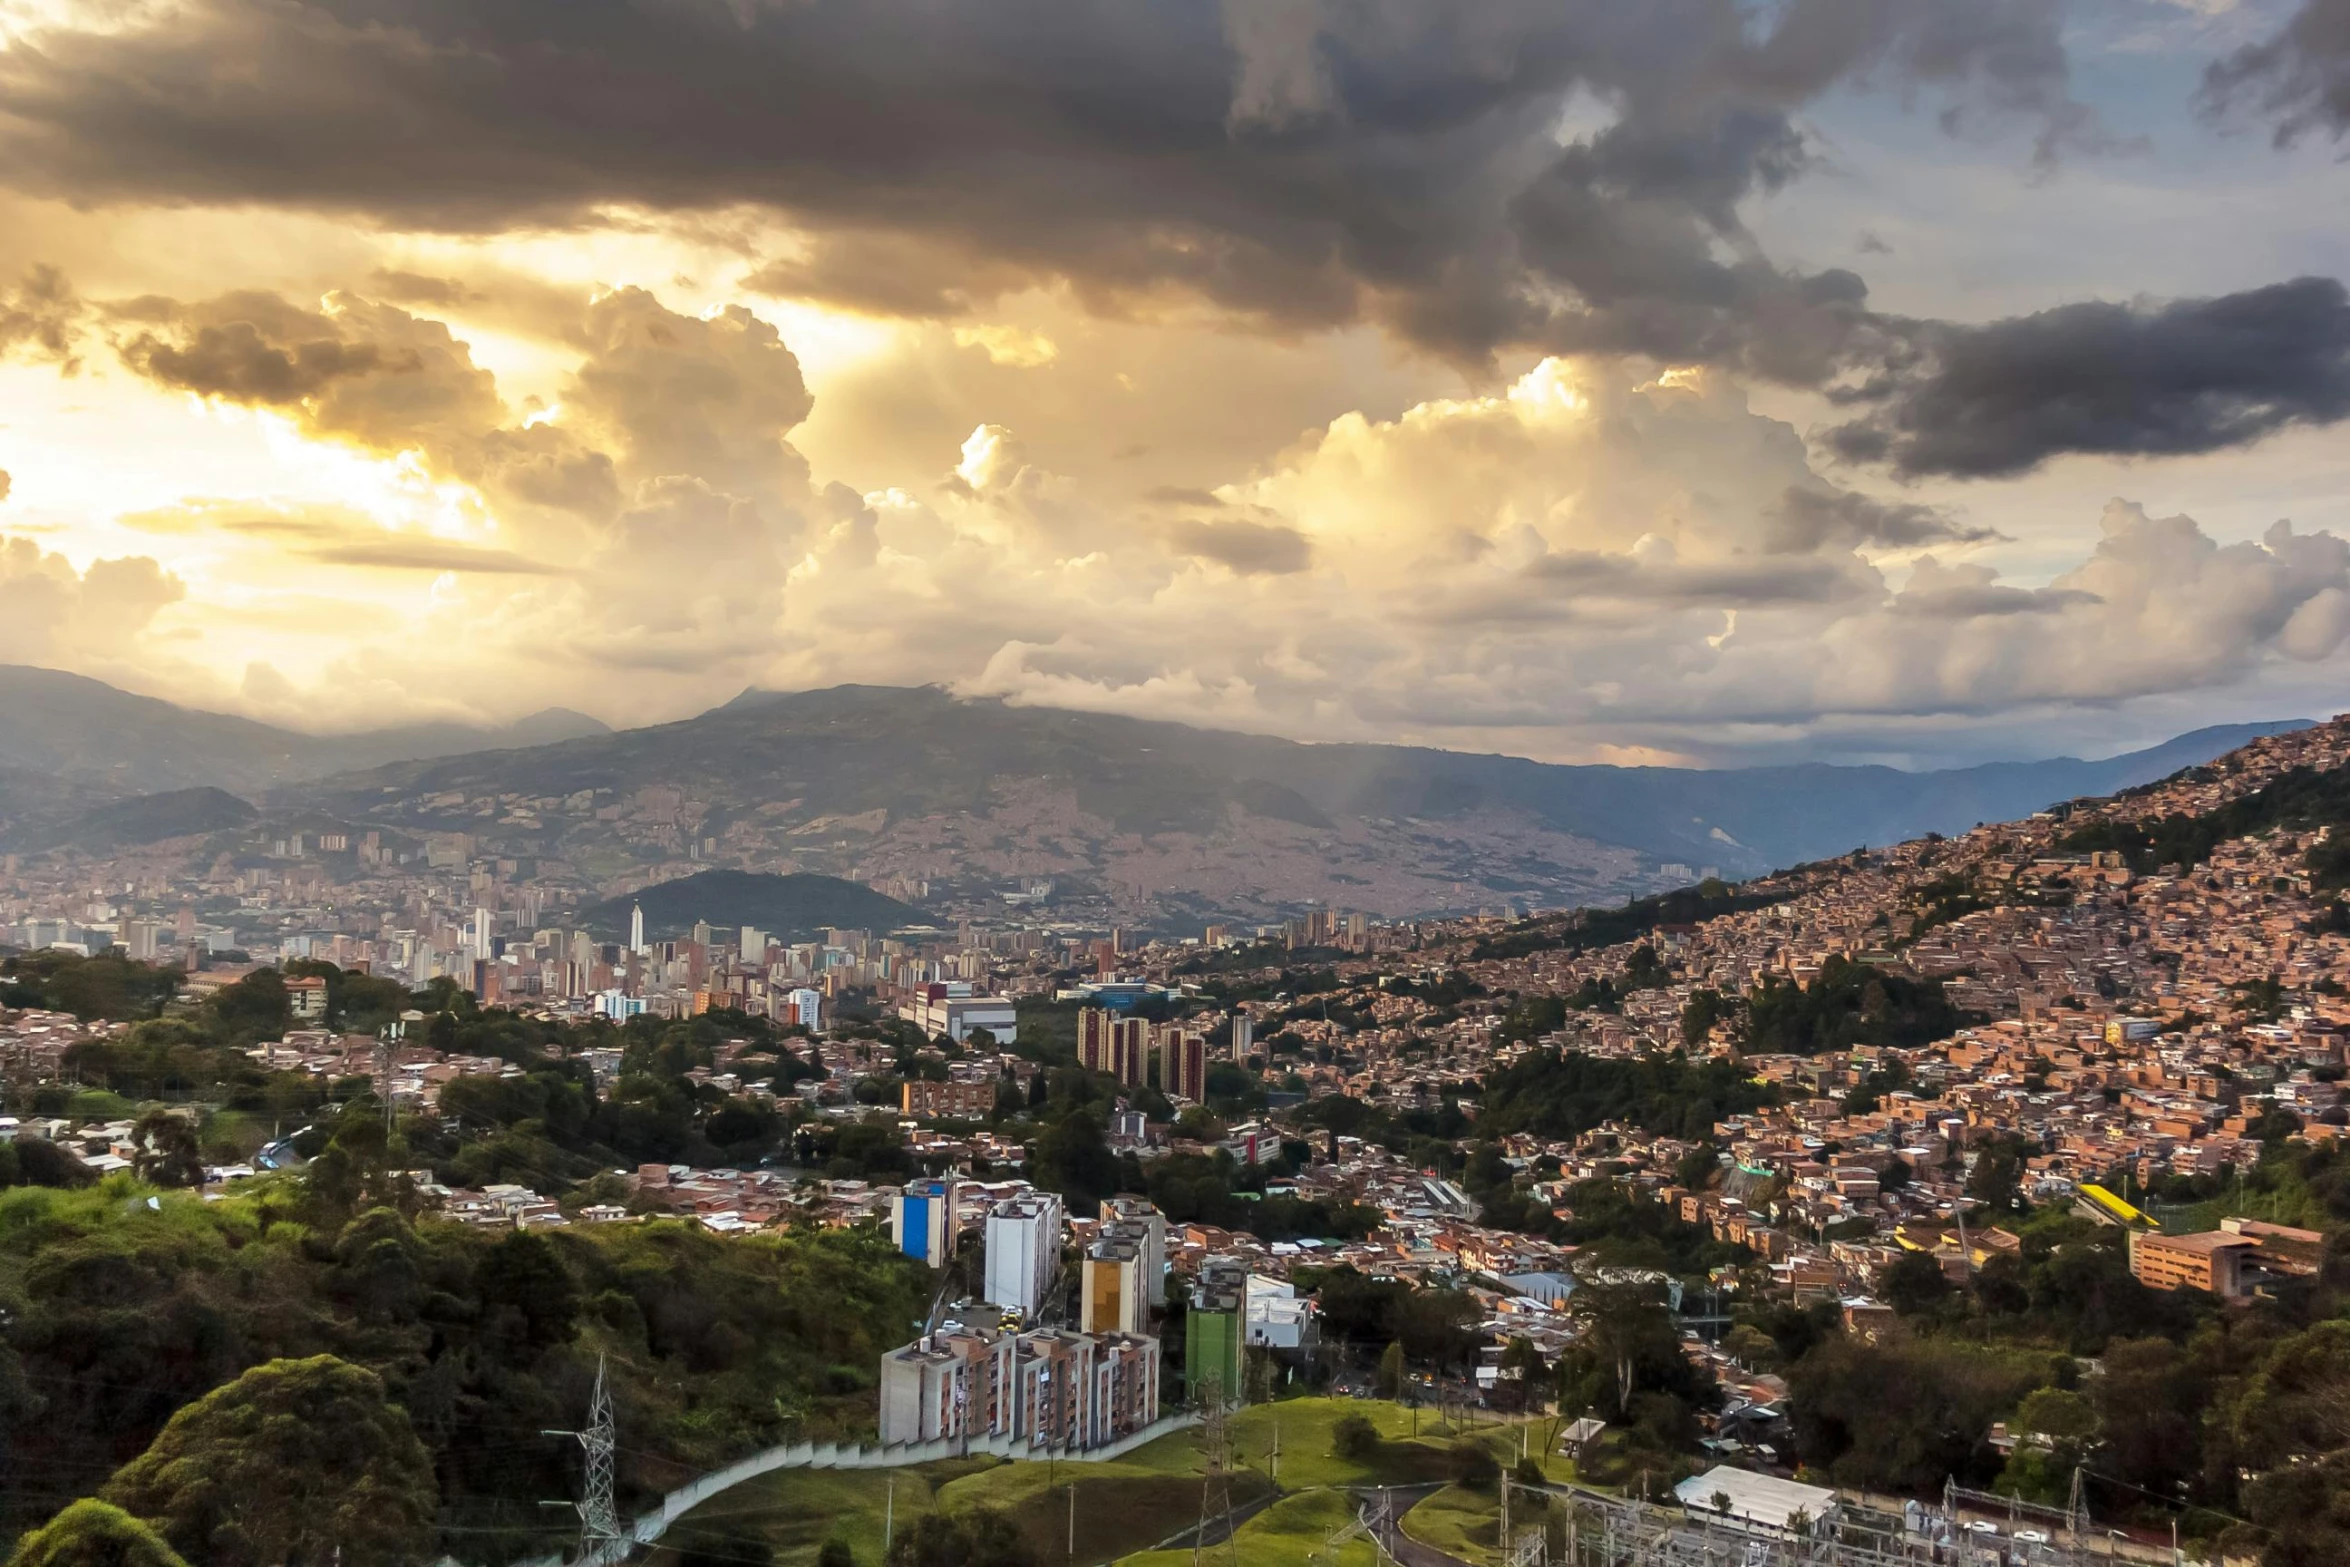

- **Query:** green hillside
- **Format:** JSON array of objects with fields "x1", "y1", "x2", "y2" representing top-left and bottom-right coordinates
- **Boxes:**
[
  {"x1": 16, "y1": 786, "x2": 258, "y2": 853},
  {"x1": 580, "y1": 870, "x2": 925, "y2": 941}
]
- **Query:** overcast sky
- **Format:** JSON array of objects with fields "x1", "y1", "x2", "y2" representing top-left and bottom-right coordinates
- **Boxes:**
[{"x1": 2, "y1": 0, "x2": 2348, "y2": 768}]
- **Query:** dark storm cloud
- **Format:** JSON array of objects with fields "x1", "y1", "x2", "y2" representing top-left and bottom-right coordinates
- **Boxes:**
[
  {"x1": 1823, "y1": 278, "x2": 2350, "y2": 479},
  {"x1": 117, "y1": 313, "x2": 386, "y2": 403},
  {"x1": 1890, "y1": 580, "x2": 2096, "y2": 617},
  {"x1": 0, "y1": 0, "x2": 2091, "y2": 374},
  {"x1": 10, "y1": 0, "x2": 2331, "y2": 475},
  {"x1": 295, "y1": 539, "x2": 569, "y2": 575},
  {"x1": 2201, "y1": 0, "x2": 2350, "y2": 145},
  {"x1": 1167, "y1": 517, "x2": 1312, "y2": 575},
  {"x1": 1526, "y1": 549, "x2": 1863, "y2": 605},
  {"x1": 1764, "y1": 485, "x2": 2005, "y2": 553}
]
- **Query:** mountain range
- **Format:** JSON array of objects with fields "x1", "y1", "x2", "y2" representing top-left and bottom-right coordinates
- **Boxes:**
[
  {"x1": 0, "y1": 665, "x2": 607, "y2": 793},
  {"x1": 0, "y1": 664, "x2": 2310, "y2": 920},
  {"x1": 0, "y1": 665, "x2": 607, "y2": 849},
  {"x1": 577, "y1": 870, "x2": 926, "y2": 943}
]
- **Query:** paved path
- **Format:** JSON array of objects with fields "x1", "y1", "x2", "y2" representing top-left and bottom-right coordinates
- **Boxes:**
[
  {"x1": 1357, "y1": 1485, "x2": 1475, "y2": 1567},
  {"x1": 1139, "y1": 1486, "x2": 1286, "y2": 1555}
]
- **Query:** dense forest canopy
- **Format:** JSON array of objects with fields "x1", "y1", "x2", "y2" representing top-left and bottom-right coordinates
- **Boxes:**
[
  {"x1": 1478, "y1": 1049, "x2": 1773, "y2": 1142},
  {"x1": 0, "y1": 1176, "x2": 928, "y2": 1561}
]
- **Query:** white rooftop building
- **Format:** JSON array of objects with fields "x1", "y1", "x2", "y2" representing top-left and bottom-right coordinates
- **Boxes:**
[{"x1": 1674, "y1": 1466, "x2": 1840, "y2": 1537}]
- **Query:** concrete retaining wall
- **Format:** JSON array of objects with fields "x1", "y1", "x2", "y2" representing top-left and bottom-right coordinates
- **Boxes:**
[{"x1": 624, "y1": 1411, "x2": 1201, "y2": 1550}]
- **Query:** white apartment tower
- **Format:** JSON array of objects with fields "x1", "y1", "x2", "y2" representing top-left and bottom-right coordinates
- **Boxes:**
[{"x1": 984, "y1": 1194, "x2": 1065, "y2": 1319}]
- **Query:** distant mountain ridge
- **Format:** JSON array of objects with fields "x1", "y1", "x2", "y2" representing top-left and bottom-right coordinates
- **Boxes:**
[
  {"x1": 9, "y1": 786, "x2": 259, "y2": 855},
  {"x1": 0, "y1": 664, "x2": 610, "y2": 794},
  {"x1": 0, "y1": 666, "x2": 2309, "y2": 918},
  {"x1": 274, "y1": 684, "x2": 2309, "y2": 920}
]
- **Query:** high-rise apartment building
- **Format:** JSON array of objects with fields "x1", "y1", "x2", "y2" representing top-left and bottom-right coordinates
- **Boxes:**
[
  {"x1": 1157, "y1": 1025, "x2": 1207, "y2": 1101},
  {"x1": 893, "y1": 1178, "x2": 960, "y2": 1264},
  {"x1": 1081, "y1": 1239, "x2": 1141, "y2": 1335},
  {"x1": 1100, "y1": 1196, "x2": 1167, "y2": 1308},
  {"x1": 983, "y1": 1194, "x2": 1065, "y2": 1319},
  {"x1": 879, "y1": 1316, "x2": 1163, "y2": 1453},
  {"x1": 1077, "y1": 1006, "x2": 1149, "y2": 1086}
]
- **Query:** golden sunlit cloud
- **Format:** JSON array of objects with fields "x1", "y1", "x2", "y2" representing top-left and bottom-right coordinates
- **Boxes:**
[{"x1": 952, "y1": 323, "x2": 1060, "y2": 368}]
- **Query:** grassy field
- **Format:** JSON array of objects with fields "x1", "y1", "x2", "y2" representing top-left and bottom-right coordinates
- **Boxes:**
[
  {"x1": 654, "y1": 1459, "x2": 973, "y2": 1565},
  {"x1": 1120, "y1": 1396, "x2": 1543, "y2": 1491},
  {"x1": 1398, "y1": 1448, "x2": 1584, "y2": 1567},
  {"x1": 939, "y1": 1456, "x2": 1271, "y2": 1563},
  {"x1": 651, "y1": 1398, "x2": 1564, "y2": 1567},
  {"x1": 658, "y1": 1448, "x2": 1239, "y2": 1567},
  {"x1": 1122, "y1": 1488, "x2": 1383, "y2": 1567},
  {"x1": 1401, "y1": 1484, "x2": 1507, "y2": 1566}
]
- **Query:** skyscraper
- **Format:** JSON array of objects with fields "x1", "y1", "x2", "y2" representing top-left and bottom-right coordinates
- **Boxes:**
[
  {"x1": 629, "y1": 901, "x2": 646, "y2": 954},
  {"x1": 1158, "y1": 1025, "x2": 1207, "y2": 1101},
  {"x1": 1077, "y1": 1005, "x2": 1150, "y2": 1086}
]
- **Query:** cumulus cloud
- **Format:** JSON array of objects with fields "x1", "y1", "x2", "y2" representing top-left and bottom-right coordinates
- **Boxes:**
[
  {"x1": 62, "y1": 274, "x2": 826, "y2": 714},
  {"x1": 2201, "y1": 0, "x2": 2350, "y2": 144},
  {"x1": 111, "y1": 289, "x2": 506, "y2": 455},
  {"x1": 0, "y1": 266, "x2": 84, "y2": 368},
  {"x1": 565, "y1": 288, "x2": 813, "y2": 505},
  {"x1": 0, "y1": 536, "x2": 182, "y2": 665},
  {"x1": 1168, "y1": 517, "x2": 1312, "y2": 575},
  {"x1": 1825, "y1": 277, "x2": 2350, "y2": 478},
  {"x1": 18, "y1": 272, "x2": 2350, "y2": 759},
  {"x1": 1765, "y1": 485, "x2": 2003, "y2": 553},
  {"x1": 698, "y1": 356, "x2": 2348, "y2": 758}
]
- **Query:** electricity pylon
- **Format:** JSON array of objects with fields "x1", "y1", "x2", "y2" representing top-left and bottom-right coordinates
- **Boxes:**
[
  {"x1": 545, "y1": 1356, "x2": 622, "y2": 1563},
  {"x1": 1192, "y1": 1399, "x2": 1237, "y2": 1567}
]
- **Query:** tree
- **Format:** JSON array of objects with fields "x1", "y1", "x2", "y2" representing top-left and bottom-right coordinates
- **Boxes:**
[
  {"x1": 2092, "y1": 1336, "x2": 2209, "y2": 1501},
  {"x1": 473, "y1": 1229, "x2": 581, "y2": 1355},
  {"x1": 1967, "y1": 1140, "x2": 2027, "y2": 1214},
  {"x1": 1376, "y1": 1341, "x2": 1407, "y2": 1400},
  {"x1": 1499, "y1": 1336, "x2": 1547, "y2": 1412},
  {"x1": 1332, "y1": 1413, "x2": 1380, "y2": 1461},
  {"x1": 1395, "y1": 1289, "x2": 1481, "y2": 1371},
  {"x1": 205, "y1": 968, "x2": 291, "y2": 1043},
  {"x1": 884, "y1": 1507, "x2": 1034, "y2": 1567},
  {"x1": 1680, "y1": 989, "x2": 1728, "y2": 1047},
  {"x1": 1785, "y1": 1336, "x2": 2046, "y2": 1494},
  {"x1": 1028, "y1": 1107, "x2": 1117, "y2": 1214},
  {"x1": 1881, "y1": 1249, "x2": 1952, "y2": 1316},
  {"x1": 1568, "y1": 1265, "x2": 1676, "y2": 1416},
  {"x1": 130, "y1": 1111, "x2": 202, "y2": 1189},
  {"x1": 1448, "y1": 1437, "x2": 1500, "y2": 1491},
  {"x1": 102, "y1": 1355, "x2": 439, "y2": 1567},
  {"x1": 6, "y1": 1500, "x2": 191, "y2": 1567},
  {"x1": 1674, "y1": 1141, "x2": 1721, "y2": 1192},
  {"x1": 817, "y1": 1543, "x2": 858, "y2": 1567}
]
